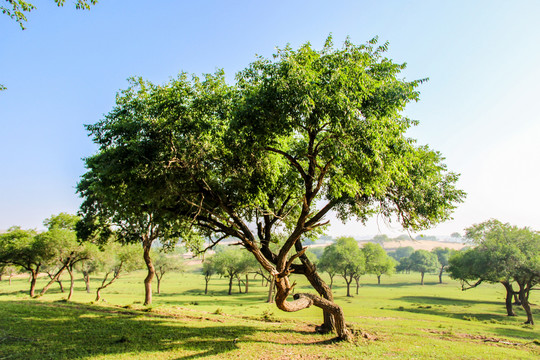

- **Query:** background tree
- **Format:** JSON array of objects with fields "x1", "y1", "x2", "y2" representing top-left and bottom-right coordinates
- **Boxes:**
[
  {"x1": 80, "y1": 37, "x2": 465, "y2": 340},
  {"x1": 372, "y1": 234, "x2": 389, "y2": 249},
  {"x1": 153, "y1": 251, "x2": 185, "y2": 294},
  {"x1": 319, "y1": 237, "x2": 365, "y2": 297},
  {"x1": 362, "y1": 243, "x2": 396, "y2": 284},
  {"x1": 317, "y1": 245, "x2": 338, "y2": 289},
  {"x1": 409, "y1": 249, "x2": 439, "y2": 285},
  {"x1": 0, "y1": 264, "x2": 18, "y2": 284},
  {"x1": 212, "y1": 247, "x2": 249, "y2": 295},
  {"x1": 94, "y1": 243, "x2": 141, "y2": 302},
  {"x1": 38, "y1": 214, "x2": 91, "y2": 300},
  {"x1": 432, "y1": 247, "x2": 455, "y2": 284},
  {"x1": 0, "y1": 227, "x2": 56, "y2": 296},
  {"x1": 451, "y1": 219, "x2": 540, "y2": 324},
  {"x1": 388, "y1": 246, "x2": 414, "y2": 262},
  {"x1": 202, "y1": 257, "x2": 216, "y2": 295}
]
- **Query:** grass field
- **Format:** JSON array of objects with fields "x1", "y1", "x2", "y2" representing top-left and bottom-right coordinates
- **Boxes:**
[{"x1": 0, "y1": 266, "x2": 538, "y2": 359}]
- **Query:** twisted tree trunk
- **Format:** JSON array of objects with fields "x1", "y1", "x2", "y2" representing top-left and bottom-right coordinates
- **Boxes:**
[{"x1": 142, "y1": 242, "x2": 154, "y2": 306}]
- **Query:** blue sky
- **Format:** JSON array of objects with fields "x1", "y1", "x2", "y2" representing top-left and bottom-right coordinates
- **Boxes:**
[{"x1": 1, "y1": 0, "x2": 539, "y2": 237}]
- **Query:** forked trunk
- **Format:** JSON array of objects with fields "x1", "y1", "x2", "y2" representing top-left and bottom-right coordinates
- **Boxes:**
[
  {"x1": 143, "y1": 244, "x2": 155, "y2": 306},
  {"x1": 501, "y1": 281, "x2": 516, "y2": 316},
  {"x1": 518, "y1": 283, "x2": 534, "y2": 325},
  {"x1": 274, "y1": 276, "x2": 351, "y2": 341}
]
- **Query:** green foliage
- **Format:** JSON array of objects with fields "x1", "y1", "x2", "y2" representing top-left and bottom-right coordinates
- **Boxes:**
[
  {"x1": 409, "y1": 250, "x2": 439, "y2": 285},
  {"x1": 389, "y1": 246, "x2": 415, "y2": 261},
  {"x1": 1, "y1": 0, "x2": 98, "y2": 30},
  {"x1": 362, "y1": 242, "x2": 396, "y2": 281}
]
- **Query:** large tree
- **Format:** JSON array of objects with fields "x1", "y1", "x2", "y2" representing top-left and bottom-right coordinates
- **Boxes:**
[{"x1": 79, "y1": 37, "x2": 464, "y2": 340}]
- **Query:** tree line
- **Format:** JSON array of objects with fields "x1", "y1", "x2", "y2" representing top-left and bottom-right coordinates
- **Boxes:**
[{"x1": 0, "y1": 213, "x2": 184, "y2": 302}]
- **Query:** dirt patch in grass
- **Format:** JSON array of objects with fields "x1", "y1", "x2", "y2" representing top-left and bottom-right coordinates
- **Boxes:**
[{"x1": 423, "y1": 329, "x2": 536, "y2": 347}]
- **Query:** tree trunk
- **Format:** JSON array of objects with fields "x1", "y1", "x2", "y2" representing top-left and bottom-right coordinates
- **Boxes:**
[
  {"x1": 438, "y1": 267, "x2": 443, "y2": 284},
  {"x1": 205, "y1": 278, "x2": 209, "y2": 295},
  {"x1": 300, "y1": 261, "x2": 336, "y2": 334},
  {"x1": 67, "y1": 266, "x2": 75, "y2": 301},
  {"x1": 47, "y1": 271, "x2": 64, "y2": 292},
  {"x1": 142, "y1": 243, "x2": 155, "y2": 306},
  {"x1": 267, "y1": 275, "x2": 275, "y2": 303},
  {"x1": 345, "y1": 277, "x2": 352, "y2": 297},
  {"x1": 518, "y1": 283, "x2": 534, "y2": 325},
  {"x1": 274, "y1": 275, "x2": 351, "y2": 341},
  {"x1": 95, "y1": 287, "x2": 103, "y2": 302},
  {"x1": 29, "y1": 269, "x2": 38, "y2": 297},
  {"x1": 228, "y1": 276, "x2": 233, "y2": 295},
  {"x1": 83, "y1": 272, "x2": 91, "y2": 293},
  {"x1": 420, "y1": 272, "x2": 425, "y2": 285},
  {"x1": 156, "y1": 276, "x2": 162, "y2": 295},
  {"x1": 237, "y1": 277, "x2": 242, "y2": 294},
  {"x1": 329, "y1": 274, "x2": 334, "y2": 289},
  {"x1": 245, "y1": 274, "x2": 249, "y2": 293},
  {"x1": 40, "y1": 255, "x2": 73, "y2": 297},
  {"x1": 377, "y1": 275, "x2": 381, "y2": 285},
  {"x1": 9, "y1": 273, "x2": 12, "y2": 285},
  {"x1": 355, "y1": 278, "x2": 360, "y2": 294},
  {"x1": 501, "y1": 281, "x2": 516, "y2": 316}
]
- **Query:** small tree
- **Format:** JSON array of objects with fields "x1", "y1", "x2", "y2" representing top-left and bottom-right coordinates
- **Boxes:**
[
  {"x1": 202, "y1": 257, "x2": 216, "y2": 295},
  {"x1": 372, "y1": 234, "x2": 389, "y2": 248},
  {"x1": 432, "y1": 247, "x2": 455, "y2": 284},
  {"x1": 95, "y1": 243, "x2": 141, "y2": 302},
  {"x1": 0, "y1": 227, "x2": 56, "y2": 297},
  {"x1": 319, "y1": 237, "x2": 365, "y2": 297},
  {"x1": 212, "y1": 247, "x2": 249, "y2": 295},
  {"x1": 362, "y1": 243, "x2": 396, "y2": 285},
  {"x1": 409, "y1": 250, "x2": 439, "y2": 285},
  {"x1": 38, "y1": 214, "x2": 91, "y2": 299},
  {"x1": 153, "y1": 251, "x2": 185, "y2": 294}
]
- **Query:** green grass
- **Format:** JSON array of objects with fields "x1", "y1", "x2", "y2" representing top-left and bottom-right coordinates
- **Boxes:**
[{"x1": 0, "y1": 268, "x2": 538, "y2": 359}]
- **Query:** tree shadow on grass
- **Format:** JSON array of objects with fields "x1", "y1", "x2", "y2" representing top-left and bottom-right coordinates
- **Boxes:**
[
  {"x1": 395, "y1": 295, "x2": 502, "y2": 306},
  {"x1": 0, "y1": 300, "x2": 256, "y2": 360}
]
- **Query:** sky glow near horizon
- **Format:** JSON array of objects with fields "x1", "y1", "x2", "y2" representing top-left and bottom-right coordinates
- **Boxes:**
[{"x1": 1, "y1": 1, "x2": 539, "y2": 237}]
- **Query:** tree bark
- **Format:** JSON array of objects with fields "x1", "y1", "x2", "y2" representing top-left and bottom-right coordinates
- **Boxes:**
[
  {"x1": 40, "y1": 258, "x2": 71, "y2": 297},
  {"x1": 67, "y1": 266, "x2": 75, "y2": 300},
  {"x1": 273, "y1": 275, "x2": 351, "y2": 341},
  {"x1": 420, "y1": 272, "x2": 425, "y2": 285},
  {"x1": 377, "y1": 275, "x2": 381, "y2": 285},
  {"x1": 29, "y1": 269, "x2": 38, "y2": 297},
  {"x1": 518, "y1": 283, "x2": 534, "y2": 325},
  {"x1": 267, "y1": 275, "x2": 274, "y2": 303},
  {"x1": 228, "y1": 276, "x2": 233, "y2": 295},
  {"x1": 142, "y1": 243, "x2": 155, "y2": 306},
  {"x1": 83, "y1": 272, "x2": 91, "y2": 293},
  {"x1": 156, "y1": 275, "x2": 162, "y2": 294},
  {"x1": 501, "y1": 281, "x2": 516, "y2": 316},
  {"x1": 245, "y1": 274, "x2": 249, "y2": 293},
  {"x1": 438, "y1": 267, "x2": 443, "y2": 284}
]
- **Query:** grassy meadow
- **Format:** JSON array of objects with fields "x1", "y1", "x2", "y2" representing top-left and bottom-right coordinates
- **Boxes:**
[{"x1": 0, "y1": 266, "x2": 538, "y2": 359}]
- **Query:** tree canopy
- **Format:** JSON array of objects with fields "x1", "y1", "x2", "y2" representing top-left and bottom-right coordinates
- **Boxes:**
[
  {"x1": 2, "y1": 0, "x2": 98, "y2": 29},
  {"x1": 78, "y1": 36, "x2": 464, "y2": 340},
  {"x1": 449, "y1": 219, "x2": 540, "y2": 324}
]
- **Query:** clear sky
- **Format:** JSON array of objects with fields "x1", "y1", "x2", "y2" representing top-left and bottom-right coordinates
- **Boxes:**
[{"x1": 1, "y1": 0, "x2": 539, "y2": 237}]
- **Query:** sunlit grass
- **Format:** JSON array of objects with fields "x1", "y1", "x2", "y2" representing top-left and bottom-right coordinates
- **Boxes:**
[{"x1": 0, "y1": 267, "x2": 538, "y2": 359}]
